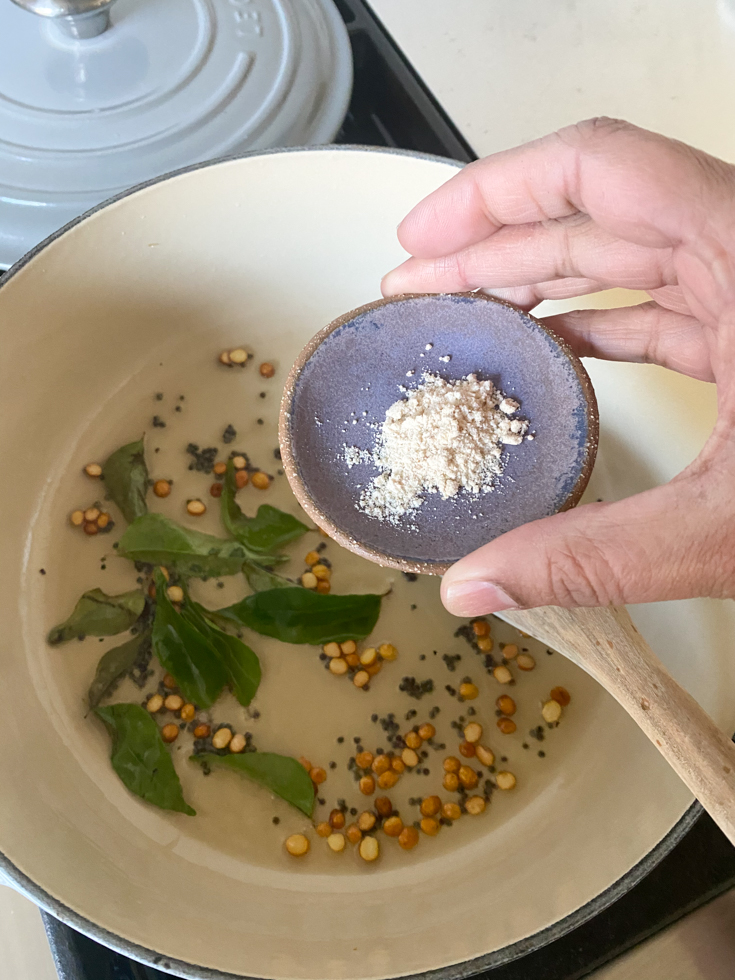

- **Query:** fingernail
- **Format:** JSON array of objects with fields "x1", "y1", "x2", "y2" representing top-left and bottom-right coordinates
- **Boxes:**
[{"x1": 442, "y1": 581, "x2": 519, "y2": 617}]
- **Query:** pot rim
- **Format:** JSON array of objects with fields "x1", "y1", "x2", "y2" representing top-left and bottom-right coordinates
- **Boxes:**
[{"x1": 0, "y1": 143, "x2": 699, "y2": 980}]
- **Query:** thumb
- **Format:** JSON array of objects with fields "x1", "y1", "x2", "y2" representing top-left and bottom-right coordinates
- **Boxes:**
[{"x1": 440, "y1": 476, "x2": 731, "y2": 615}]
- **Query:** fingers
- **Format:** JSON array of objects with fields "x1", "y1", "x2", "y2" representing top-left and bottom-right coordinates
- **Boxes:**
[
  {"x1": 383, "y1": 211, "x2": 674, "y2": 296},
  {"x1": 393, "y1": 129, "x2": 585, "y2": 260},
  {"x1": 395, "y1": 118, "x2": 735, "y2": 263},
  {"x1": 543, "y1": 303, "x2": 714, "y2": 381},
  {"x1": 440, "y1": 471, "x2": 735, "y2": 615}
]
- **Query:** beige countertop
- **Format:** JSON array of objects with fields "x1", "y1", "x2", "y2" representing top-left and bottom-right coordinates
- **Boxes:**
[
  {"x1": 370, "y1": 0, "x2": 735, "y2": 161},
  {"x1": 0, "y1": 881, "x2": 57, "y2": 980}
]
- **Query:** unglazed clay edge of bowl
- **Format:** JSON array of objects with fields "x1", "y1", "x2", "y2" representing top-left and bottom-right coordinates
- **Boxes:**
[{"x1": 279, "y1": 291, "x2": 600, "y2": 576}]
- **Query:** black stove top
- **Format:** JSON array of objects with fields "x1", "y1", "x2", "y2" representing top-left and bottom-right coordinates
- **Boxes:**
[{"x1": 31, "y1": 0, "x2": 735, "y2": 977}]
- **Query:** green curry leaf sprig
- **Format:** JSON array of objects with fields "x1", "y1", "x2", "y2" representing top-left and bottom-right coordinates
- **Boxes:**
[{"x1": 49, "y1": 434, "x2": 387, "y2": 823}]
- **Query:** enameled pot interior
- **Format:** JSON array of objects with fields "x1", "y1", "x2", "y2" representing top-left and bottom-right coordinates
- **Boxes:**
[{"x1": 0, "y1": 148, "x2": 731, "y2": 979}]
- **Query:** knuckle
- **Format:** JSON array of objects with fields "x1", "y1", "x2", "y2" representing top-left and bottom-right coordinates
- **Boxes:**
[
  {"x1": 542, "y1": 535, "x2": 627, "y2": 607},
  {"x1": 554, "y1": 226, "x2": 576, "y2": 281},
  {"x1": 556, "y1": 117, "x2": 634, "y2": 150},
  {"x1": 583, "y1": 115, "x2": 631, "y2": 133},
  {"x1": 573, "y1": 116, "x2": 633, "y2": 141},
  {"x1": 552, "y1": 211, "x2": 591, "y2": 230},
  {"x1": 638, "y1": 303, "x2": 668, "y2": 366},
  {"x1": 439, "y1": 249, "x2": 473, "y2": 290}
]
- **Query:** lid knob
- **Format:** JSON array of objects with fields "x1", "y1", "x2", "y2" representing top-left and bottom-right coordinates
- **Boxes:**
[{"x1": 9, "y1": 0, "x2": 116, "y2": 37}]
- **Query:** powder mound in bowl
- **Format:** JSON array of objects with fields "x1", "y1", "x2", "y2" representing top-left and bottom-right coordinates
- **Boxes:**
[{"x1": 346, "y1": 373, "x2": 529, "y2": 524}]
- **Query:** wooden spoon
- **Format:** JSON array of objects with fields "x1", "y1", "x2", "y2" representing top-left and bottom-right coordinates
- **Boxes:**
[{"x1": 498, "y1": 604, "x2": 735, "y2": 845}]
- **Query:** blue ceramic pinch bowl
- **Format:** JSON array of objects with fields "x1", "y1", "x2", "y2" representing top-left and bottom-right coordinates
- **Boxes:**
[{"x1": 280, "y1": 292, "x2": 598, "y2": 574}]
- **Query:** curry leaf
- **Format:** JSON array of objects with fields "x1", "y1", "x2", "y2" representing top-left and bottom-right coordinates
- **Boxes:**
[
  {"x1": 213, "y1": 588, "x2": 382, "y2": 645},
  {"x1": 151, "y1": 571, "x2": 227, "y2": 708},
  {"x1": 88, "y1": 630, "x2": 151, "y2": 709},
  {"x1": 48, "y1": 588, "x2": 146, "y2": 645},
  {"x1": 118, "y1": 513, "x2": 250, "y2": 578},
  {"x1": 191, "y1": 752, "x2": 314, "y2": 816},
  {"x1": 222, "y1": 461, "x2": 308, "y2": 555},
  {"x1": 102, "y1": 438, "x2": 149, "y2": 524},
  {"x1": 182, "y1": 600, "x2": 261, "y2": 708},
  {"x1": 96, "y1": 703, "x2": 195, "y2": 815},
  {"x1": 207, "y1": 629, "x2": 261, "y2": 708},
  {"x1": 242, "y1": 559, "x2": 295, "y2": 593}
]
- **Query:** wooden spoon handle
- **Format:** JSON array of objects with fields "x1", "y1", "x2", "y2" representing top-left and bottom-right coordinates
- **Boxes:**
[{"x1": 501, "y1": 605, "x2": 735, "y2": 845}]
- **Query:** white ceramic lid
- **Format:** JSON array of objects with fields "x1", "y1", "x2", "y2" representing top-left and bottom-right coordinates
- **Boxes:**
[{"x1": 0, "y1": 0, "x2": 352, "y2": 267}]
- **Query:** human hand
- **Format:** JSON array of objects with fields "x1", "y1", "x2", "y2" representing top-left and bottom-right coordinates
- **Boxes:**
[{"x1": 381, "y1": 118, "x2": 735, "y2": 616}]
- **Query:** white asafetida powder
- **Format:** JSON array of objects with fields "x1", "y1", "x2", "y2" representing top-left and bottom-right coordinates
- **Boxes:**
[{"x1": 345, "y1": 373, "x2": 529, "y2": 523}]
